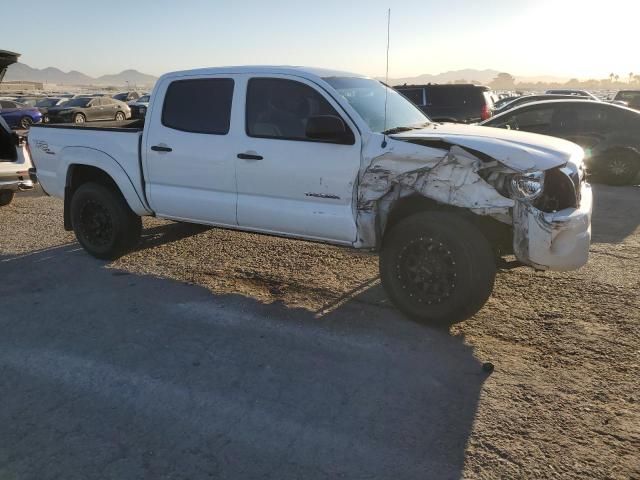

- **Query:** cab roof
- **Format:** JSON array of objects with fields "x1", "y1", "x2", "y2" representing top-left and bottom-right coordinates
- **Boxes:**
[{"x1": 159, "y1": 65, "x2": 366, "y2": 82}]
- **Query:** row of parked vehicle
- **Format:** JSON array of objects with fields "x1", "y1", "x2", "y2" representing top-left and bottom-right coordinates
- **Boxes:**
[
  {"x1": 393, "y1": 84, "x2": 640, "y2": 185},
  {"x1": 0, "y1": 91, "x2": 151, "y2": 129}
]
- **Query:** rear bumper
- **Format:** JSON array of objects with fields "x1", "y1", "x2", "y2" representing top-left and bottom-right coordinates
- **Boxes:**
[
  {"x1": 0, "y1": 177, "x2": 34, "y2": 192},
  {"x1": 513, "y1": 182, "x2": 593, "y2": 271}
]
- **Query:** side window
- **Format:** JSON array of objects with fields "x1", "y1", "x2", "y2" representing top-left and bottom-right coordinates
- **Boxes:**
[
  {"x1": 0, "y1": 101, "x2": 12, "y2": 108},
  {"x1": 246, "y1": 77, "x2": 352, "y2": 143},
  {"x1": 575, "y1": 105, "x2": 608, "y2": 130},
  {"x1": 162, "y1": 78, "x2": 234, "y2": 134},
  {"x1": 514, "y1": 107, "x2": 554, "y2": 129},
  {"x1": 398, "y1": 88, "x2": 425, "y2": 106}
]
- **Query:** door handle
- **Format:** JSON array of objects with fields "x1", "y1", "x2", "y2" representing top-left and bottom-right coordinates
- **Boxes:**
[
  {"x1": 151, "y1": 145, "x2": 172, "y2": 152},
  {"x1": 237, "y1": 153, "x2": 263, "y2": 160}
]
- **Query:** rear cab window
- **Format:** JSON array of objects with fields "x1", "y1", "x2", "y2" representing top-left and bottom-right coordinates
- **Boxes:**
[
  {"x1": 162, "y1": 78, "x2": 234, "y2": 134},
  {"x1": 424, "y1": 86, "x2": 485, "y2": 107}
]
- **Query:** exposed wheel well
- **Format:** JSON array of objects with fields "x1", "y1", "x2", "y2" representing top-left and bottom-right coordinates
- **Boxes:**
[
  {"x1": 63, "y1": 165, "x2": 122, "y2": 230},
  {"x1": 383, "y1": 194, "x2": 513, "y2": 256}
]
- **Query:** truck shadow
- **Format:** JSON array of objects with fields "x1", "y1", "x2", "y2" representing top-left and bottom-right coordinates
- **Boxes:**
[
  {"x1": 0, "y1": 243, "x2": 485, "y2": 480},
  {"x1": 590, "y1": 183, "x2": 640, "y2": 244}
]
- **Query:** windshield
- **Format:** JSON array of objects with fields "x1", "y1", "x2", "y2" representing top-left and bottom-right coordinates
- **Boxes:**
[
  {"x1": 64, "y1": 98, "x2": 91, "y2": 107},
  {"x1": 323, "y1": 77, "x2": 429, "y2": 133},
  {"x1": 35, "y1": 98, "x2": 61, "y2": 107}
]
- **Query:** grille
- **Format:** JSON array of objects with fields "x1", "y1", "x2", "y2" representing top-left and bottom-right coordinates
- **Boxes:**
[{"x1": 534, "y1": 168, "x2": 579, "y2": 213}]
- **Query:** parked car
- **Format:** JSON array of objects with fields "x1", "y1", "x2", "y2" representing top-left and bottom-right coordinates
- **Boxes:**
[
  {"x1": 494, "y1": 95, "x2": 520, "y2": 110},
  {"x1": 481, "y1": 99, "x2": 640, "y2": 185},
  {"x1": 545, "y1": 89, "x2": 599, "y2": 100},
  {"x1": 113, "y1": 91, "x2": 143, "y2": 103},
  {"x1": 0, "y1": 110, "x2": 34, "y2": 206},
  {"x1": 47, "y1": 97, "x2": 131, "y2": 124},
  {"x1": 611, "y1": 90, "x2": 640, "y2": 110},
  {"x1": 12, "y1": 96, "x2": 41, "y2": 107},
  {"x1": 128, "y1": 94, "x2": 150, "y2": 119},
  {"x1": 0, "y1": 100, "x2": 43, "y2": 129},
  {"x1": 494, "y1": 94, "x2": 598, "y2": 114},
  {"x1": 29, "y1": 66, "x2": 592, "y2": 325},
  {"x1": 394, "y1": 84, "x2": 495, "y2": 123},
  {"x1": 34, "y1": 97, "x2": 69, "y2": 122}
]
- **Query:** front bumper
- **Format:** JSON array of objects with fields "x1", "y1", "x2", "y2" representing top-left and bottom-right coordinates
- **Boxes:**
[{"x1": 513, "y1": 182, "x2": 593, "y2": 271}]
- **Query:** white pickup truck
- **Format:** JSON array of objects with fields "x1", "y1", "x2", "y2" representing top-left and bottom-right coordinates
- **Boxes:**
[{"x1": 29, "y1": 66, "x2": 592, "y2": 324}]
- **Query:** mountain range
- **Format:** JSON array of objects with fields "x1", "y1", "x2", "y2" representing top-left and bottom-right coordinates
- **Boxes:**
[
  {"x1": 6, "y1": 63, "x2": 570, "y2": 87},
  {"x1": 5, "y1": 63, "x2": 158, "y2": 86},
  {"x1": 384, "y1": 69, "x2": 569, "y2": 86}
]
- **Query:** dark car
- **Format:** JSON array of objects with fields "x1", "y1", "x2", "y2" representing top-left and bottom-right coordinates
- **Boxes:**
[
  {"x1": 113, "y1": 91, "x2": 142, "y2": 102},
  {"x1": 481, "y1": 99, "x2": 640, "y2": 185},
  {"x1": 545, "y1": 89, "x2": 599, "y2": 100},
  {"x1": 128, "y1": 94, "x2": 150, "y2": 119},
  {"x1": 611, "y1": 90, "x2": 640, "y2": 110},
  {"x1": 394, "y1": 84, "x2": 495, "y2": 123},
  {"x1": 34, "y1": 97, "x2": 69, "y2": 122},
  {"x1": 47, "y1": 96, "x2": 131, "y2": 124},
  {"x1": 0, "y1": 100, "x2": 43, "y2": 129},
  {"x1": 495, "y1": 94, "x2": 598, "y2": 114}
]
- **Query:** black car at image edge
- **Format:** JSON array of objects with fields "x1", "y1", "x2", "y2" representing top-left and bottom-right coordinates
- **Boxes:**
[
  {"x1": 482, "y1": 99, "x2": 640, "y2": 185},
  {"x1": 394, "y1": 84, "x2": 495, "y2": 124}
]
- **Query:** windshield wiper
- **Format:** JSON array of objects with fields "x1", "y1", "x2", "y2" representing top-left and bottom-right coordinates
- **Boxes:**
[{"x1": 382, "y1": 126, "x2": 417, "y2": 135}]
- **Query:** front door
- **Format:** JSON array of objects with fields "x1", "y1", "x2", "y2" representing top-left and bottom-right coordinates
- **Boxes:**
[
  {"x1": 235, "y1": 75, "x2": 361, "y2": 244},
  {"x1": 143, "y1": 75, "x2": 239, "y2": 226}
]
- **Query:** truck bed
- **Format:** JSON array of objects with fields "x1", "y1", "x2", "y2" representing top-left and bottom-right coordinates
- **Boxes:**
[
  {"x1": 31, "y1": 119, "x2": 145, "y2": 132},
  {"x1": 29, "y1": 119, "x2": 148, "y2": 214}
]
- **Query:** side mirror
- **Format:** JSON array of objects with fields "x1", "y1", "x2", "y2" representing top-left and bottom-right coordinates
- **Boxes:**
[{"x1": 306, "y1": 115, "x2": 353, "y2": 144}]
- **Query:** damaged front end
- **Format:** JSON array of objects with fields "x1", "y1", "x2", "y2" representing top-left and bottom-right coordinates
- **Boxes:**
[{"x1": 356, "y1": 136, "x2": 592, "y2": 272}]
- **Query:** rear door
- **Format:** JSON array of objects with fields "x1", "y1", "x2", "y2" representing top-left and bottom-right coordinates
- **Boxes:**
[
  {"x1": 143, "y1": 75, "x2": 238, "y2": 226},
  {"x1": 235, "y1": 75, "x2": 361, "y2": 243}
]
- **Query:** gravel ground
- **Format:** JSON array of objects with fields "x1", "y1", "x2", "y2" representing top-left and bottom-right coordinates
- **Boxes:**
[{"x1": 0, "y1": 184, "x2": 638, "y2": 479}]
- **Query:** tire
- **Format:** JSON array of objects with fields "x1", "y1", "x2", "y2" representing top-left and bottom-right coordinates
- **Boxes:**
[
  {"x1": 601, "y1": 150, "x2": 640, "y2": 186},
  {"x1": 74, "y1": 113, "x2": 86, "y2": 124},
  {"x1": 380, "y1": 211, "x2": 496, "y2": 326},
  {"x1": 115, "y1": 111, "x2": 126, "y2": 121},
  {"x1": 0, "y1": 190, "x2": 15, "y2": 207},
  {"x1": 70, "y1": 182, "x2": 142, "y2": 260},
  {"x1": 19, "y1": 116, "x2": 33, "y2": 129}
]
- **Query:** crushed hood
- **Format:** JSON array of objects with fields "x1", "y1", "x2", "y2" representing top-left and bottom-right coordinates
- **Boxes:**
[{"x1": 391, "y1": 123, "x2": 584, "y2": 172}]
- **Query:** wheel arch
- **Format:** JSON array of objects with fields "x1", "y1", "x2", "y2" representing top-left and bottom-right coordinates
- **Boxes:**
[
  {"x1": 61, "y1": 147, "x2": 151, "y2": 229},
  {"x1": 382, "y1": 194, "x2": 512, "y2": 256}
]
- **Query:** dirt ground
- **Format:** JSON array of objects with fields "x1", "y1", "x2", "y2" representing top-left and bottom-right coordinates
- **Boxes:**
[{"x1": 1, "y1": 184, "x2": 638, "y2": 479}]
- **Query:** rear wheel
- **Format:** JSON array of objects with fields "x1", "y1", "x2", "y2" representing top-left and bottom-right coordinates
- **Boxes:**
[
  {"x1": 19, "y1": 116, "x2": 33, "y2": 129},
  {"x1": 601, "y1": 151, "x2": 640, "y2": 185},
  {"x1": 0, "y1": 190, "x2": 15, "y2": 207},
  {"x1": 115, "y1": 111, "x2": 126, "y2": 121},
  {"x1": 70, "y1": 182, "x2": 141, "y2": 260},
  {"x1": 74, "y1": 113, "x2": 86, "y2": 124},
  {"x1": 380, "y1": 211, "x2": 496, "y2": 326}
]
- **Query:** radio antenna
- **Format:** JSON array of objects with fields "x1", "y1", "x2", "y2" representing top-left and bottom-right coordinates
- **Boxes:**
[{"x1": 381, "y1": 8, "x2": 391, "y2": 148}]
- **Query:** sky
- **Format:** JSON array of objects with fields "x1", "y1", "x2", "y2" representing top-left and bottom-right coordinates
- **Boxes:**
[{"x1": 3, "y1": 0, "x2": 638, "y2": 80}]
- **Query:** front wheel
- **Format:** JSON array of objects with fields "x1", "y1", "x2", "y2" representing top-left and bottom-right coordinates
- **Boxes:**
[
  {"x1": 70, "y1": 182, "x2": 142, "y2": 260},
  {"x1": 601, "y1": 151, "x2": 640, "y2": 186},
  {"x1": 380, "y1": 211, "x2": 496, "y2": 326},
  {"x1": 74, "y1": 113, "x2": 86, "y2": 124},
  {"x1": 115, "y1": 111, "x2": 126, "y2": 121},
  {"x1": 20, "y1": 116, "x2": 33, "y2": 129},
  {"x1": 0, "y1": 190, "x2": 15, "y2": 207}
]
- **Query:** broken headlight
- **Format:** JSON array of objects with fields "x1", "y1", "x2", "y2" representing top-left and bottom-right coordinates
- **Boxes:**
[{"x1": 509, "y1": 171, "x2": 545, "y2": 201}]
